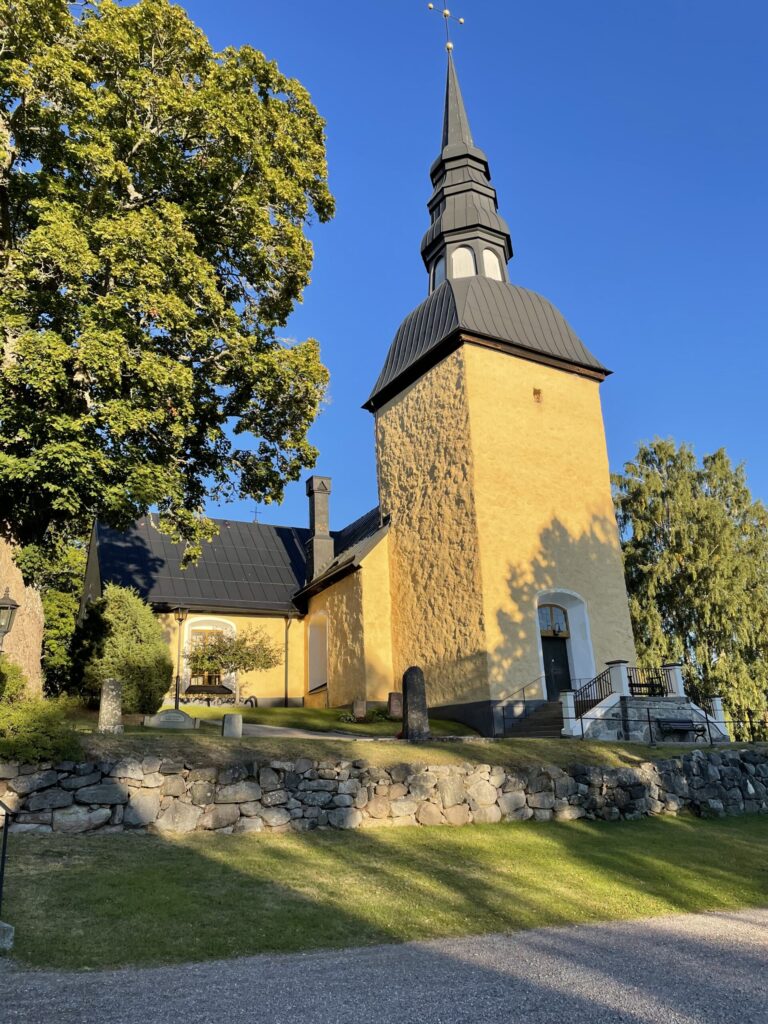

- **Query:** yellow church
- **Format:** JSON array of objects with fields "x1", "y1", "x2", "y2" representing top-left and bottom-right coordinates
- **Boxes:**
[{"x1": 83, "y1": 56, "x2": 641, "y2": 737}]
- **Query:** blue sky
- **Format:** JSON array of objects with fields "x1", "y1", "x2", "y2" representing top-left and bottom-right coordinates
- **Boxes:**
[{"x1": 184, "y1": 0, "x2": 767, "y2": 531}]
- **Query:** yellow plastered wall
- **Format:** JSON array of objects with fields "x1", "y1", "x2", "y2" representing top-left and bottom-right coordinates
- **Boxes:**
[
  {"x1": 463, "y1": 345, "x2": 637, "y2": 698},
  {"x1": 359, "y1": 535, "x2": 395, "y2": 701},
  {"x1": 157, "y1": 611, "x2": 305, "y2": 703},
  {"x1": 306, "y1": 572, "x2": 366, "y2": 707},
  {"x1": 375, "y1": 349, "x2": 491, "y2": 707}
]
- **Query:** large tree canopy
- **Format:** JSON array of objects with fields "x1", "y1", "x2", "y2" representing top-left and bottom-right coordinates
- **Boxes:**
[
  {"x1": 0, "y1": 0, "x2": 333, "y2": 564},
  {"x1": 613, "y1": 439, "x2": 768, "y2": 727}
]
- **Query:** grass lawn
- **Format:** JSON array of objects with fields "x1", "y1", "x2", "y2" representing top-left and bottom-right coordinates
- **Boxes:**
[
  {"x1": 158, "y1": 703, "x2": 477, "y2": 737},
  {"x1": 6, "y1": 815, "x2": 768, "y2": 970},
  {"x1": 78, "y1": 726, "x2": 768, "y2": 772}
]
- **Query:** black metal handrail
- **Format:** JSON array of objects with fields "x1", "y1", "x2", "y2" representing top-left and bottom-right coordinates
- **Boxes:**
[
  {"x1": 496, "y1": 677, "x2": 546, "y2": 733},
  {"x1": 573, "y1": 668, "x2": 613, "y2": 719},
  {"x1": 628, "y1": 666, "x2": 671, "y2": 697}
]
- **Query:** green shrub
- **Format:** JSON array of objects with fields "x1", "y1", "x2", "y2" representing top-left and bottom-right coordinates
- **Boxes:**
[
  {"x1": 79, "y1": 584, "x2": 173, "y2": 714},
  {"x1": 0, "y1": 655, "x2": 29, "y2": 703},
  {"x1": 0, "y1": 656, "x2": 80, "y2": 762}
]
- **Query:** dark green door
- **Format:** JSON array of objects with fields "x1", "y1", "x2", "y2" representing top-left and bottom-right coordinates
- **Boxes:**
[{"x1": 542, "y1": 637, "x2": 571, "y2": 700}]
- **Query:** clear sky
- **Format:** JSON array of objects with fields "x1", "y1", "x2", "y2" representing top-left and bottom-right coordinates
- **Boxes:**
[{"x1": 183, "y1": 0, "x2": 767, "y2": 531}]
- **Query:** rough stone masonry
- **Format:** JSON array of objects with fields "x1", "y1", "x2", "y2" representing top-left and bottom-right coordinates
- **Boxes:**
[{"x1": 0, "y1": 748, "x2": 766, "y2": 836}]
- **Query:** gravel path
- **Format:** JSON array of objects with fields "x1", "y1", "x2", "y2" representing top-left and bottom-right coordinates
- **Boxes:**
[{"x1": 2, "y1": 908, "x2": 766, "y2": 1023}]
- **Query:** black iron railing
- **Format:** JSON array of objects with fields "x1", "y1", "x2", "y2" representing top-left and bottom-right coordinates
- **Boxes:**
[
  {"x1": 496, "y1": 678, "x2": 545, "y2": 734},
  {"x1": 573, "y1": 668, "x2": 614, "y2": 719},
  {"x1": 628, "y1": 666, "x2": 671, "y2": 697}
]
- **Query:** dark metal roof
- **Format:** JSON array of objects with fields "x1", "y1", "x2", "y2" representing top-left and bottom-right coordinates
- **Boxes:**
[
  {"x1": 365, "y1": 277, "x2": 608, "y2": 410},
  {"x1": 92, "y1": 507, "x2": 383, "y2": 614}
]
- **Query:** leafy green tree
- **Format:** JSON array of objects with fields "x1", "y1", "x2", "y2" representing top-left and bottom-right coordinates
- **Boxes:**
[
  {"x1": 186, "y1": 627, "x2": 282, "y2": 703},
  {"x1": 77, "y1": 583, "x2": 173, "y2": 715},
  {"x1": 14, "y1": 540, "x2": 87, "y2": 694},
  {"x1": 613, "y1": 439, "x2": 768, "y2": 731},
  {"x1": 0, "y1": 0, "x2": 333, "y2": 568}
]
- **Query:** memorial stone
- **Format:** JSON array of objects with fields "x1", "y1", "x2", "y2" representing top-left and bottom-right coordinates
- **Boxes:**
[{"x1": 402, "y1": 666, "x2": 431, "y2": 742}]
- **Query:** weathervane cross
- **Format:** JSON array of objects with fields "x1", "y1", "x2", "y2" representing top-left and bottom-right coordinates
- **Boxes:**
[{"x1": 427, "y1": 4, "x2": 465, "y2": 52}]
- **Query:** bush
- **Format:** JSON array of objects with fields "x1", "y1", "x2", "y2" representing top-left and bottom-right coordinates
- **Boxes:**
[
  {"x1": 0, "y1": 690, "x2": 80, "y2": 764},
  {"x1": 0, "y1": 655, "x2": 29, "y2": 703},
  {"x1": 78, "y1": 585, "x2": 173, "y2": 714}
]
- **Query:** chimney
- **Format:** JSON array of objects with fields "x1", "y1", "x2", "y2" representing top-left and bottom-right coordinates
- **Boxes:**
[{"x1": 305, "y1": 475, "x2": 334, "y2": 582}]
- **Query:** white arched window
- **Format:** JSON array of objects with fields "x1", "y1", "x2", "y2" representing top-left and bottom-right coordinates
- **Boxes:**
[
  {"x1": 308, "y1": 614, "x2": 328, "y2": 691},
  {"x1": 451, "y1": 246, "x2": 476, "y2": 278},
  {"x1": 482, "y1": 248, "x2": 504, "y2": 281},
  {"x1": 432, "y1": 255, "x2": 446, "y2": 289}
]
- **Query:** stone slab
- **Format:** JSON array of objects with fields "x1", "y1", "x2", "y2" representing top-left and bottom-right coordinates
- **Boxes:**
[
  {"x1": 0, "y1": 921, "x2": 14, "y2": 951},
  {"x1": 143, "y1": 710, "x2": 200, "y2": 731},
  {"x1": 222, "y1": 714, "x2": 243, "y2": 739}
]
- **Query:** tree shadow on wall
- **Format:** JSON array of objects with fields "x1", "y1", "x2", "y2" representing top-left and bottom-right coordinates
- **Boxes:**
[{"x1": 489, "y1": 515, "x2": 629, "y2": 698}]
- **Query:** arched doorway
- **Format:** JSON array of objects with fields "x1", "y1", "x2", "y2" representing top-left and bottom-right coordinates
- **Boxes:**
[
  {"x1": 538, "y1": 604, "x2": 571, "y2": 700},
  {"x1": 536, "y1": 591, "x2": 596, "y2": 701}
]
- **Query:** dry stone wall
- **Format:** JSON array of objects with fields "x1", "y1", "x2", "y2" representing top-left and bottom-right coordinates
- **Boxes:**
[{"x1": 1, "y1": 749, "x2": 767, "y2": 836}]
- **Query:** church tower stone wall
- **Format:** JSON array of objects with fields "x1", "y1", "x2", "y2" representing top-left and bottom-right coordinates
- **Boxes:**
[{"x1": 375, "y1": 349, "x2": 491, "y2": 707}]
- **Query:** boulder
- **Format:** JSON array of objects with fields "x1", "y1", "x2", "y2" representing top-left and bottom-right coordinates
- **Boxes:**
[
  {"x1": 416, "y1": 801, "x2": 444, "y2": 826},
  {"x1": 154, "y1": 801, "x2": 203, "y2": 834},
  {"x1": 257, "y1": 806, "x2": 291, "y2": 827},
  {"x1": 8, "y1": 770, "x2": 58, "y2": 796},
  {"x1": 161, "y1": 775, "x2": 186, "y2": 797},
  {"x1": 26, "y1": 788, "x2": 73, "y2": 812},
  {"x1": 53, "y1": 806, "x2": 111, "y2": 833},
  {"x1": 466, "y1": 780, "x2": 498, "y2": 810},
  {"x1": 74, "y1": 783, "x2": 130, "y2": 805},
  {"x1": 60, "y1": 772, "x2": 102, "y2": 791},
  {"x1": 365, "y1": 795, "x2": 391, "y2": 819},
  {"x1": 258, "y1": 767, "x2": 281, "y2": 792},
  {"x1": 437, "y1": 777, "x2": 466, "y2": 809},
  {"x1": 472, "y1": 805, "x2": 502, "y2": 825},
  {"x1": 215, "y1": 781, "x2": 262, "y2": 804},
  {"x1": 390, "y1": 798, "x2": 418, "y2": 818},
  {"x1": 328, "y1": 808, "x2": 362, "y2": 830},
  {"x1": 234, "y1": 817, "x2": 264, "y2": 834},
  {"x1": 142, "y1": 773, "x2": 164, "y2": 789},
  {"x1": 498, "y1": 791, "x2": 526, "y2": 817},
  {"x1": 0, "y1": 763, "x2": 19, "y2": 780},
  {"x1": 190, "y1": 781, "x2": 215, "y2": 806},
  {"x1": 124, "y1": 790, "x2": 162, "y2": 828},
  {"x1": 199, "y1": 804, "x2": 240, "y2": 830}
]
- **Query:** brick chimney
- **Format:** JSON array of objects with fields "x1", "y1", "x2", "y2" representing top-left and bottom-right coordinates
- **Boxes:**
[{"x1": 305, "y1": 476, "x2": 334, "y2": 582}]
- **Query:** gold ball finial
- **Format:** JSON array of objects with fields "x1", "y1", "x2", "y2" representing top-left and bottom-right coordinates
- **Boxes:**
[
  {"x1": 427, "y1": 3, "x2": 434, "y2": 9},
  {"x1": 458, "y1": 17, "x2": 464, "y2": 25},
  {"x1": 443, "y1": 8, "x2": 451, "y2": 16},
  {"x1": 446, "y1": 41, "x2": 453, "y2": 51}
]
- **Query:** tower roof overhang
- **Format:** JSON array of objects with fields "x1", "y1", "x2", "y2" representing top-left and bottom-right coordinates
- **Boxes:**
[{"x1": 364, "y1": 277, "x2": 610, "y2": 413}]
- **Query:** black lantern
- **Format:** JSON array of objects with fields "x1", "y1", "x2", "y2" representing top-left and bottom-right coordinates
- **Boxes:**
[
  {"x1": 173, "y1": 607, "x2": 189, "y2": 710},
  {"x1": 0, "y1": 589, "x2": 19, "y2": 653}
]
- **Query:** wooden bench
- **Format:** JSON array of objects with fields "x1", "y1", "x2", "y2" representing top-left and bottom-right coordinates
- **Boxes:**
[{"x1": 656, "y1": 717, "x2": 707, "y2": 740}]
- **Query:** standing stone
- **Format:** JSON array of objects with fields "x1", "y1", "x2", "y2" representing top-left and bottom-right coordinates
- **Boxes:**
[
  {"x1": 97, "y1": 676, "x2": 124, "y2": 734},
  {"x1": 387, "y1": 691, "x2": 403, "y2": 720},
  {"x1": 222, "y1": 714, "x2": 243, "y2": 739},
  {"x1": 352, "y1": 700, "x2": 367, "y2": 722},
  {"x1": 402, "y1": 666, "x2": 431, "y2": 742}
]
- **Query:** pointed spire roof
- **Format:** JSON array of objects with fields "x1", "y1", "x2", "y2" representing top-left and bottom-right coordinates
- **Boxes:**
[
  {"x1": 442, "y1": 53, "x2": 474, "y2": 150},
  {"x1": 420, "y1": 54, "x2": 512, "y2": 276}
]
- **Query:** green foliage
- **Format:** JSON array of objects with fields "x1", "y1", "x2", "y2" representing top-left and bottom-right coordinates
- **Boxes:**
[
  {"x1": 614, "y1": 439, "x2": 768, "y2": 728},
  {"x1": 0, "y1": 694, "x2": 79, "y2": 763},
  {"x1": 0, "y1": 655, "x2": 79, "y2": 760},
  {"x1": 0, "y1": 654, "x2": 28, "y2": 702},
  {"x1": 185, "y1": 628, "x2": 282, "y2": 679},
  {"x1": 79, "y1": 584, "x2": 173, "y2": 714},
  {"x1": 0, "y1": 0, "x2": 333, "y2": 564},
  {"x1": 14, "y1": 539, "x2": 88, "y2": 695}
]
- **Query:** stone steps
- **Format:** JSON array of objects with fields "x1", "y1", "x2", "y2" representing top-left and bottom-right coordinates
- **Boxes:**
[{"x1": 507, "y1": 701, "x2": 564, "y2": 739}]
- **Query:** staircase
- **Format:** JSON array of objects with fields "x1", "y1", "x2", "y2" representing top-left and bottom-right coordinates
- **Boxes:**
[{"x1": 504, "y1": 700, "x2": 564, "y2": 739}]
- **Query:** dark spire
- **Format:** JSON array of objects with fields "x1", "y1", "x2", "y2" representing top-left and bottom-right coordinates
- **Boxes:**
[
  {"x1": 442, "y1": 53, "x2": 474, "y2": 150},
  {"x1": 421, "y1": 54, "x2": 513, "y2": 292}
]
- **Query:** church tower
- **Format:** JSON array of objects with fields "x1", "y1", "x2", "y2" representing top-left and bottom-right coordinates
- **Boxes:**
[{"x1": 365, "y1": 55, "x2": 637, "y2": 733}]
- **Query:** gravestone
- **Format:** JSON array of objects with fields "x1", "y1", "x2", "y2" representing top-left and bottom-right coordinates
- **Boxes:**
[
  {"x1": 222, "y1": 713, "x2": 243, "y2": 739},
  {"x1": 402, "y1": 666, "x2": 431, "y2": 742},
  {"x1": 352, "y1": 699, "x2": 367, "y2": 722},
  {"x1": 97, "y1": 677, "x2": 124, "y2": 734},
  {"x1": 0, "y1": 921, "x2": 14, "y2": 952},
  {"x1": 387, "y1": 691, "x2": 403, "y2": 720},
  {"x1": 142, "y1": 709, "x2": 200, "y2": 730}
]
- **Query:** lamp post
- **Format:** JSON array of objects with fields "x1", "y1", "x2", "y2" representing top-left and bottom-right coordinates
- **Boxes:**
[
  {"x1": 173, "y1": 607, "x2": 189, "y2": 710},
  {"x1": 0, "y1": 589, "x2": 19, "y2": 654}
]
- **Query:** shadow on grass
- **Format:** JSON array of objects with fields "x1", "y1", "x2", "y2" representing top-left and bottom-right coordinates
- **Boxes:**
[{"x1": 4, "y1": 816, "x2": 768, "y2": 1023}]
